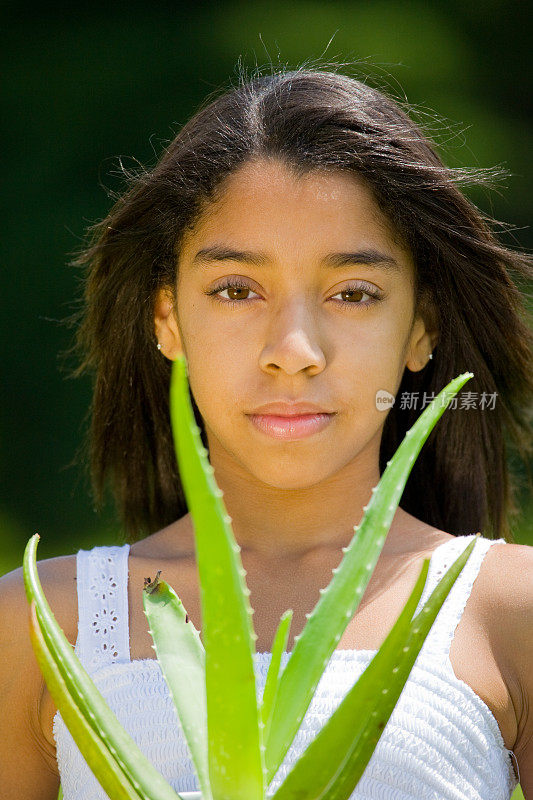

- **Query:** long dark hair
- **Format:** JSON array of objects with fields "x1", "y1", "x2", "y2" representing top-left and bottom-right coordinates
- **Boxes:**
[{"x1": 64, "y1": 66, "x2": 533, "y2": 544}]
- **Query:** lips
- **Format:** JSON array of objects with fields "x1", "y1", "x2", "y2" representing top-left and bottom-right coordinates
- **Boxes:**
[
  {"x1": 249, "y1": 401, "x2": 333, "y2": 416},
  {"x1": 248, "y1": 412, "x2": 334, "y2": 440}
]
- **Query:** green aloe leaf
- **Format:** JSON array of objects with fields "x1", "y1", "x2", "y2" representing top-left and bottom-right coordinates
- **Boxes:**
[
  {"x1": 142, "y1": 573, "x2": 212, "y2": 800},
  {"x1": 169, "y1": 354, "x2": 264, "y2": 800},
  {"x1": 260, "y1": 610, "x2": 293, "y2": 742},
  {"x1": 323, "y1": 535, "x2": 479, "y2": 800},
  {"x1": 264, "y1": 372, "x2": 474, "y2": 782},
  {"x1": 28, "y1": 599, "x2": 146, "y2": 800},
  {"x1": 270, "y1": 535, "x2": 479, "y2": 800},
  {"x1": 23, "y1": 534, "x2": 183, "y2": 800}
]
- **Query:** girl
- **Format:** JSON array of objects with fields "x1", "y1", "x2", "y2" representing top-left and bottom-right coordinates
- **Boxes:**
[{"x1": 1, "y1": 66, "x2": 532, "y2": 799}]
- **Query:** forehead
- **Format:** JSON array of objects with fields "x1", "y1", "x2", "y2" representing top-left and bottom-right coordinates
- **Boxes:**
[{"x1": 179, "y1": 157, "x2": 410, "y2": 265}]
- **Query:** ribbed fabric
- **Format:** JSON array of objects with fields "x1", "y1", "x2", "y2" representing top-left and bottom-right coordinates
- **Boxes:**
[{"x1": 53, "y1": 534, "x2": 520, "y2": 799}]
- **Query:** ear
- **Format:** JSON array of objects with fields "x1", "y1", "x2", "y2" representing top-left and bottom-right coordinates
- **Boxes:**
[
  {"x1": 405, "y1": 296, "x2": 439, "y2": 373},
  {"x1": 154, "y1": 286, "x2": 183, "y2": 360}
]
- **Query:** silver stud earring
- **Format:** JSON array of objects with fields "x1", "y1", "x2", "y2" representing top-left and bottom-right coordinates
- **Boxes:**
[
  {"x1": 157, "y1": 343, "x2": 162, "y2": 351},
  {"x1": 428, "y1": 352, "x2": 433, "y2": 360}
]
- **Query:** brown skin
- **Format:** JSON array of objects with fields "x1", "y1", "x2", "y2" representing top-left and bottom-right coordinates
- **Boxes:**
[
  {"x1": 34, "y1": 158, "x2": 527, "y2": 787},
  {"x1": 148, "y1": 157, "x2": 521, "y2": 762},
  {"x1": 36, "y1": 526, "x2": 520, "y2": 768},
  {"x1": 154, "y1": 157, "x2": 439, "y2": 566}
]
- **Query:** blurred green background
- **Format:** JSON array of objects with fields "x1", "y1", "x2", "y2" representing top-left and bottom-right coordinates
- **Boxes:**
[
  {"x1": 1, "y1": 3, "x2": 530, "y2": 794},
  {"x1": 2, "y1": 0, "x2": 532, "y2": 576}
]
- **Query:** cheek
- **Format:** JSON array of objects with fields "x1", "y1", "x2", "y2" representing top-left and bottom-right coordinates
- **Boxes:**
[
  {"x1": 338, "y1": 321, "x2": 409, "y2": 410},
  {"x1": 176, "y1": 301, "x2": 254, "y2": 420},
  {"x1": 185, "y1": 347, "x2": 245, "y2": 429},
  {"x1": 338, "y1": 308, "x2": 407, "y2": 362}
]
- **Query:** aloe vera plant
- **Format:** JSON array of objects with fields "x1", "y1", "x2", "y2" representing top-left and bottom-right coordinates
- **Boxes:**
[{"x1": 23, "y1": 357, "x2": 479, "y2": 800}]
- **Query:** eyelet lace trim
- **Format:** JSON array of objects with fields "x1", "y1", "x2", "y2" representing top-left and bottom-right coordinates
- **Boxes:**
[
  {"x1": 413, "y1": 535, "x2": 504, "y2": 661},
  {"x1": 70, "y1": 535, "x2": 519, "y2": 794},
  {"x1": 75, "y1": 544, "x2": 131, "y2": 672}
]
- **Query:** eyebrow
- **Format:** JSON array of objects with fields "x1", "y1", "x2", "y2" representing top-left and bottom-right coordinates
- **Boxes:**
[{"x1": 191, "y1": 245, "x2": 401, "y2": 272}]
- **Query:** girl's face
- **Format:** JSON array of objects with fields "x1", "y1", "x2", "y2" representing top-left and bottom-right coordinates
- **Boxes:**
[{"x1": 155, "y1": 157, "x2": 436, "y2": 490}]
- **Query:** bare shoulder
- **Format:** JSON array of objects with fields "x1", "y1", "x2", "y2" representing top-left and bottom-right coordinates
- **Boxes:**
[
  {"x1": 477, "y1": 539, "x2": 532, "y2": 661},
  {"x1": 477, "y1": 539, "x2": 533, "y2": 640},
  {"x1": 0, "y1": 551, "x2": 79, "y2": 792},
  {"x1": 478, "y1": 539, "x2": 533, "y2": 786},
  {"x1": 1, "y1": 551, "x2": 79, "y2": 643},
  {"x1": 0, "y1": 549, "x2": 80, "y2": 684}
]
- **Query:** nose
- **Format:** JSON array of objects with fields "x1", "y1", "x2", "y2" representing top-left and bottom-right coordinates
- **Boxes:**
[{"x1": 258, "y1": 298, "x2": 327, "y2": 376}]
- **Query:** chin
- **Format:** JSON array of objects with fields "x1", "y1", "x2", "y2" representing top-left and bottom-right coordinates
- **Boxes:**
[{"x1": 247, "y1": 463, "x2": 335, "y2": 491}]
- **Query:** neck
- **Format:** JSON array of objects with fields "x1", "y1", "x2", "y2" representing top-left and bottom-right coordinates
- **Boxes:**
[{"x1": 199, "y1": 437, "x2": 408, "y2": 569}]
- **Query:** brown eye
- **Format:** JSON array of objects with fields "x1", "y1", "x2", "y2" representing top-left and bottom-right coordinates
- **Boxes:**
[
  {"x1": 332, "y1": 282, "x2": 382, "y2": 309},
  {"x1": 205, "y1": 279, "x2": 260, "y2": 305},
  {"x1": 226, "y1": 286, "x2": 251, "y2": 301},
  {"x1": 340, "y1": 289, "x2": 366, "y2": 302},
  {"x1": 205, "y1": 279, "x2": 382, "y2": 309}
]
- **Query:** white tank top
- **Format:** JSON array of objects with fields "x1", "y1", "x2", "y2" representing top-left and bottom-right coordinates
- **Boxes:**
[{"x1": 53, "y1": 533, "x2": 520, "y2": 799}]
